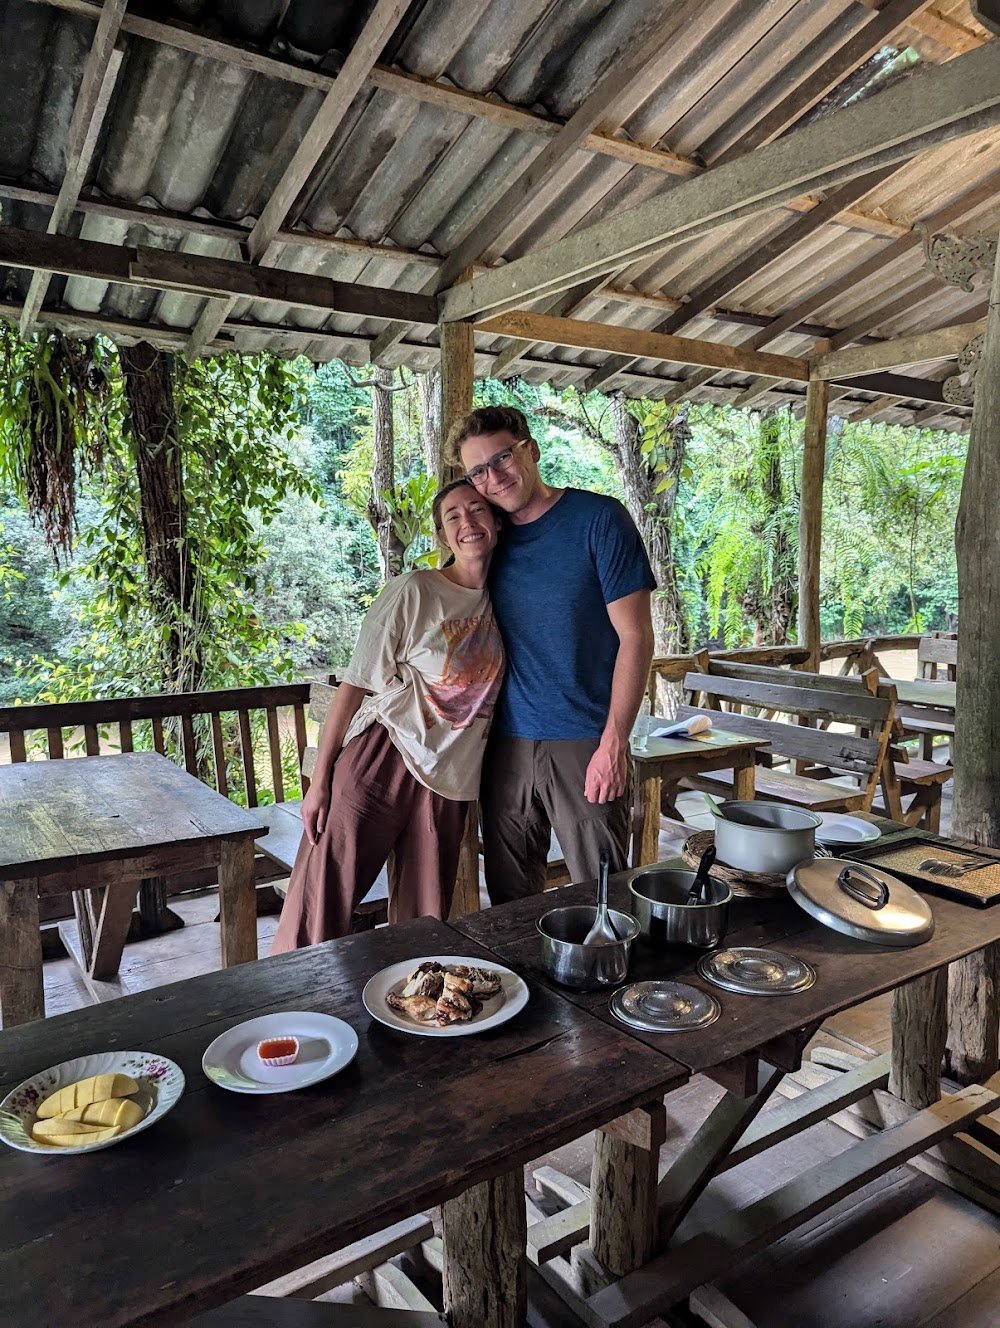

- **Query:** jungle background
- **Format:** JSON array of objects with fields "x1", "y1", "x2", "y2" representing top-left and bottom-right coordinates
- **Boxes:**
[{"x1": 0, "y1": 333, "x2": 963, "y2": 707}]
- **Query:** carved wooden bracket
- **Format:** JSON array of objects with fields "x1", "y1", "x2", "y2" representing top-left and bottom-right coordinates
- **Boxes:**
[
  {"x1": 921, "y1": 227, "x2": 998, "y2": 292},
  {"x1": 943, "y1": 333, "x2": 985, "y2": 406}
]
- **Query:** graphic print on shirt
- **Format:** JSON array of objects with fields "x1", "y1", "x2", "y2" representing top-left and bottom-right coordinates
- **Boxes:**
[{"x1": 424, "y1": 611, "x2": 504, "y2": 729}]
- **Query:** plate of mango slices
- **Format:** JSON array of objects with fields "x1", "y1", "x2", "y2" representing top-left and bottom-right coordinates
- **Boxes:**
[{"x1": 0, "y1": 1051, "x2": 185, "y2": 1155}]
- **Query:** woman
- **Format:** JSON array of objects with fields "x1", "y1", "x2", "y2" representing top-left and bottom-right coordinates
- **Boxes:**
[{"x1": 272, "y1": 479, "x2": 504, "y2": 951}]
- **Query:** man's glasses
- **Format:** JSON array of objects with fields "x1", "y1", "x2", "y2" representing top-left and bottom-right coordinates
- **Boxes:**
[{"x1": 465, "y1": 439, "x2": 531, "y2": 490}]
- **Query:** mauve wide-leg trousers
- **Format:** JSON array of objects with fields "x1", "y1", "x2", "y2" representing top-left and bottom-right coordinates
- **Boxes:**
[{"x1": 271, "y1": 723, "x2": 468, "y2": 952}]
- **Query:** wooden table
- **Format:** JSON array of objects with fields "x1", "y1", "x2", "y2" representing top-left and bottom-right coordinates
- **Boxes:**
[
  {"x1": 630, "y1": 728, "x2": 763, "y2": 866},
  {"x1": 0, "y1": 753, "x2": 265, "y2": 1027},
  {"x1": 451, "y1": 827, "x2": 1000, "y2": 1325},
  {"x1": 887, "y1": 678, "x2": 956, "y2": 714},
  {"x1": 0, "y1": 916, "x2": 686, "y2": 1328}
]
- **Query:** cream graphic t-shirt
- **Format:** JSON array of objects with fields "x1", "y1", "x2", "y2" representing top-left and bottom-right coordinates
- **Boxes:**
[{"x1": 341, "y1": 570, "x2": 504, "y2": 801}]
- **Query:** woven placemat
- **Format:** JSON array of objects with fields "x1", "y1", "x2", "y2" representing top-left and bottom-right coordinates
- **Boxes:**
[
  {"x1": 848, "y1": 841, "x2": 1000, "y2": 908},
  {"x1": 682, "y1": 830, "x2": 788, "y2": 898}
]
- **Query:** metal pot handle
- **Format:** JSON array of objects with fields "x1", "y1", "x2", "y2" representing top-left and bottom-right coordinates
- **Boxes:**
[{"x1": 837, "y1": 865, "x2": 889, "y2": 910}]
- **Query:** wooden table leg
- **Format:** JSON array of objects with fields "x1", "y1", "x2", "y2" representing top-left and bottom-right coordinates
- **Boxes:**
[
  {"x1": 218, "y1": 838, "x2": 258, "y2": 967},
  {"x1": 633, "y1": 771, "x2": 661, "y2": 867},
  {"x1": 590, "y1": 1101, "x2": 667, "y2": 1276},
  {"x1": 90, "y1": 883, "x2": 139, "y2": 981},
  {"x1": 889, "y1": 966, "x2": 948, "y2": 1107},
  {"x1": 733, "y1": 755, "x2": 756, "y2": 801},
  {"x1": 137, "y1": 877, "x2": 184, "y2": 936},
  {"x1": 0, "y1": 880, "x2": 44, "y2": 1027},
  {"x1": 442, "y1": 1169, "x2": 526, "y2": 1328},
  {"x1": 946, "y1": 943, "x2": 1000, "y2": 1085}
]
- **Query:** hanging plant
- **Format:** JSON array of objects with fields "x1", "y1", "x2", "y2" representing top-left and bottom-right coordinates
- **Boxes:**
[{"x1": 0, "y1": 323, "x2": 113, "y2": 562}]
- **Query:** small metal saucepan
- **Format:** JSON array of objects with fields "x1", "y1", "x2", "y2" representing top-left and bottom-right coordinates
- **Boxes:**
[
  {"x1": 712, "y1": 801, "x2": 821, "y2": 875},
  {"x1": 537, "y1": 905, "x2": 640, "y2": 990},
  {"x1": 628, "y1": 867, "x2": 732, "y2": 949}
]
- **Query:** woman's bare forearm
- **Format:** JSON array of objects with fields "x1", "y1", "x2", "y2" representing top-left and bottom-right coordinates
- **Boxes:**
[{"x1": 310, "y1": 683, "x2": 368, "y2": 790}]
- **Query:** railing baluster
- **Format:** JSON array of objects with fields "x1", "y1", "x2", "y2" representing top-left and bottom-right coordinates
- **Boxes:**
[
  {"x1": 84, "y1": 724, "x2": 100, "y2": 756},
  {"x1": 266, "y1": 707, "x2": 283, "y2": 803},
  {"x1": 9, "y1": 730, "x2": 27, "y2": 762},
  {"x1": 210, "y1": 713, "x2": 229, "y2": 797},
  {"x1": 293, "y1": 702, "x2": 308, "y2": 794},
  {"x1": 238, "y1": 710, "x2": 258, "y2": 807},
  {"x1": 152, "y1": 717, "x2": 166, "y2": 755},
  {"x1": 180, "y1": 714, "x2": 198, "y2": 775},
  {"x1": 47, "y1": 727, "x2": 64, "y2": 759},
  {"x1": 119, "y1": 719, "x2": 133, "y2": 753}
]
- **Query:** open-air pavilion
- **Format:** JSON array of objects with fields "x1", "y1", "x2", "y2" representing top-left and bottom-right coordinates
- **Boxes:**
[{"x1": 4, "y1": 1, "x2": 1000, "y2": 1326}]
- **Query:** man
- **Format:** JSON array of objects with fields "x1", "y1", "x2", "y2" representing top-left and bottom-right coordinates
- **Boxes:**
[{"x1": 447, "y1": 404, "x2": 655, "y2": 903}]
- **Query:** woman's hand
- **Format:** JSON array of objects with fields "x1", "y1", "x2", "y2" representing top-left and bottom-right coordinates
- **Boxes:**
[{"x1": 300, "y1": 780, "x2": 332, "y2": 846}]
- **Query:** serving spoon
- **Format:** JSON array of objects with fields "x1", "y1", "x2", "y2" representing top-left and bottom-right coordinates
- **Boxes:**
[{"x1": 583, "y1": 851, "x2": 623, "y2": 946}]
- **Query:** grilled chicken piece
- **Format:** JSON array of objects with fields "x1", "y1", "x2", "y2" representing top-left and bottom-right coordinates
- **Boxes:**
[
  {"x1": 434, "y1": 974, "x2": 484, "y2": 1025},
  {"x1": 401, "y1": 961, "x2": 445, "y2": 1000},
  {"x1": 386, "y1": 991, "x2": 440, "y2": 1022},
  {"x1": 447, "y1": 965, "x2": 502, "y2": 999}
]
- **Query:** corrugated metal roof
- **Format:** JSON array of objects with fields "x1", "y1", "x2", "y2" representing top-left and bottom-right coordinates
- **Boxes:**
[{"x1": 0, "y1": 0, "x2": 997, "y2": 429}]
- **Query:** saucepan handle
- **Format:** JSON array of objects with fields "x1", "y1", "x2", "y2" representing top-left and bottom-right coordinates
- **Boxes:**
[{"x1": 837, "y1": 864, "x2": 889, "y2": 910}]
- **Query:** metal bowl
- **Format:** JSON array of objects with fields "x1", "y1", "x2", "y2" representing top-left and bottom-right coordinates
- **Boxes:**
[
  {"x1": 628, "y1": 868, "x2": 731, "y2": 949},
  {"x1": 537, "y1": 905, "x2": 640, "y2": 990}
]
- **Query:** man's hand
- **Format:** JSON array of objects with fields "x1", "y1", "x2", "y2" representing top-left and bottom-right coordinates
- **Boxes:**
[
  {"x1": 585, "y1": 740, "x2": 629, "y2": 804},
  {"x1": 300, "y1": 781, "x2": 332, "y2": 846}
]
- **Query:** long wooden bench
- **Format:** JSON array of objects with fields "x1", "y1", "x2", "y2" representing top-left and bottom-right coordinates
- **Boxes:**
[
  {"x1": 678, "y1": 664, "x2": 900, "y2": 817},
  {"x1": 688, "y1": 660, "x2": 952, "y2": 831}
]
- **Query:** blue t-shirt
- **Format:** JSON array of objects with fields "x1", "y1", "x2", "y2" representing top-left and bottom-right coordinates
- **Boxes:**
[{"x1": 488, "y1": 489, "x2": 656, "y2": 740}]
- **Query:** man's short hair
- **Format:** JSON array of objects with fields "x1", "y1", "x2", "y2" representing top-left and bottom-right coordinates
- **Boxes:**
[{"x1": 444, "y1": 406, "x2": 530, "y2": 469}]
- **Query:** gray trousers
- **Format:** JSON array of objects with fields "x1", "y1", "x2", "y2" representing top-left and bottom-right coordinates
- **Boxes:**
[{"x1": 479, "y1": 735, "x2": 633, "y2": 904}]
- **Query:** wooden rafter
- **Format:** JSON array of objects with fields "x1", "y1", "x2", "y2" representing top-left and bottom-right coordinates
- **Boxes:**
[
  {"x1": 366, "y1": 0, "x2": 708, "y2": 366},
  {"x1": 19, "y1": 0, "x2": 127, "y2": 337},
  {"x1": 474, "y1": 311, "x2": 810, "y2": 380},
  {"x1": 439, "y1": 41, "x2": 1000, "y2": 323},
  {"x1": 185, "y1": 0, "x2": 413, "y2": 360},
  {"x1": 813, "y1": 318, "x2": 987, "y2": 379}
]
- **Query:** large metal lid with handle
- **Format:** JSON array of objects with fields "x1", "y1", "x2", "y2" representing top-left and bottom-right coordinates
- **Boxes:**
[{"x1": 786, "y1": 858, "x2": 934, "y2": 947}]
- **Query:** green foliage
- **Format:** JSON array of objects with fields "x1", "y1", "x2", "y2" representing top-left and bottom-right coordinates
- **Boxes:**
[{"x1": 383, "y1": 474, "x2": 439, "y2": 569}]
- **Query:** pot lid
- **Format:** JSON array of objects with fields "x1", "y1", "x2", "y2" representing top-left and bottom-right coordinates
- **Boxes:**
[
  {"x1": 787, "y1": 858, "x2": 934, "y2": 948},
  {"x1": 697, "y1": 947, "x2": 816, "y2": 996},
  {"x1": 610, "y1": 980, "x2": 720, "y2": 1033}
]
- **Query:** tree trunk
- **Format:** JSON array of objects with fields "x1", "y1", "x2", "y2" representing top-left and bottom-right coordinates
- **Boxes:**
[
  {"x1": 949, "y1": 229, "x2": 1000, "y2": 1084},
  {"x1": 118, "y1": 341, "x2": 200, "y2": 690},
  {"x1": 368, "y1": 365, "x2": 404, "y2": 579},
  {"x1": 418, "y1": 367, "x2": 443, "y2": 484},
  {"x1": 610, "y1": 395, "x2": 688, "y2": 656}
]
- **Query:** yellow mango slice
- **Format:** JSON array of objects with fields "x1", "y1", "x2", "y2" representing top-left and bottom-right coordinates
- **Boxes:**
[
  {"x1": 61, "y1": 1098, "x2": 145, "y2": 1130},
  {"x1": 34, "y1": 1125, "x2": 121, "y2": 1148},
  {"x1": 36, "y1": 1073, "x2": 139, "y2": 1119},
  {"x1": 33, "y1": 1118, "x2": 110, "y2": 1140}
]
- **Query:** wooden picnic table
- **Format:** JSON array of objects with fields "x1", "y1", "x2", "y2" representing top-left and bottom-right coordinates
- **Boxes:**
[
  {"x1": 630, "y1": 728, "x2": 763, "y2": 866},
  {"x1": 0, "y1": 915, "x2": 685, "y2": 1328},
  {"x1": 451, "y1": 818, "x2": 1000, "y2": 1325},
  {"x1": 884, "y1": 676, "x2": 956, "y2": 716},
  {"x1": 0, "y1": 753, "x2": 265, "y2": 1027}
]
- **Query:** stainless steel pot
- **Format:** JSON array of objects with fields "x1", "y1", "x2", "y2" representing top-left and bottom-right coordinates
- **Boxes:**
[
  {"x1": 713, "y1": 801, "x2": 821, "y2": 875},
  {"x1": 537, "y1": 905, "x2": 639, "y2": 990},
  {"x1": 628, "y1": 868, "x2": 731, "y2": 948}
]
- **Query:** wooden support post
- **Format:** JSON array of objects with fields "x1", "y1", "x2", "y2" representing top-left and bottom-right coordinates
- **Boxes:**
[
  {"x1": 217, "y1": 838, "x2": 258, "y2": 967},
  {"x1": 439, "y1": 305, "x2": 475, "y2": 480},
  {"x1": 0, "y1": 880, "x2": 44, "y2": 1028},
  {"x1": 946, "y1": 943, "x2": 1000, "y2": 1084},
  {"x1": 448, "y1": 801, "x2": 481, "y2": 919},
  {"x1": 799, "y1": 348, "x2": 830, "y2": 673},
  {"x1": 590, "y1": 1101, "x2": 667, "y2": 1276},
  {"x1": 889, "y1": 966, "x2": 948, "y2": 1107},
  {"x1": 441, "y1": 1169, "x2": 526, "y2": 1328},
  {"x1": 632, "y1": 770, "x2": 662, "y2": 867}
]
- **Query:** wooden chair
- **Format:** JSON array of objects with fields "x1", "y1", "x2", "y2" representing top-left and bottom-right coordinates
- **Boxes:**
[
  {"x1": 694, "y1": 661, "x2": 952, "y2": 832},
  {"x1": 679, "y1": 663, "x2": 902, "y2": 819}
]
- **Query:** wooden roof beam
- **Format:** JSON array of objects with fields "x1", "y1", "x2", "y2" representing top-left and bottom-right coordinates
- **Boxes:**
[
  {"x1": 813, "y1": 318, "x2": 987, "y2": 379},
  {"x1": 185, "y1": 0, "x2": 413, "y2": 360},
  {"x1": 473, "y1": 311, "x2": 810, "y2": 380},
  {"x1": 19, "y1": 0, "x2": 127, "y2": 337},
  {"x1": 0, "y1": 224, "x2": 437, "y2": 324},
  {"x1": 438, "y1": 44, "x2": 1000, "y2": 324}
]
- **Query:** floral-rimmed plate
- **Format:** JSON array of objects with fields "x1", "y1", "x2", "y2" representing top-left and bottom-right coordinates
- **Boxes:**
[
  {"x1": 362, "y1": 955, "x2": 529, "y2": 1037},
  {"x1": 0, "y1": 1051, "x2": 185, "y2": 1156}
]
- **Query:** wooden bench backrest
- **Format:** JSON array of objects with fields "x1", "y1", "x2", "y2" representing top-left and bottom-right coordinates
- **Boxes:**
[
  {"x1": 681, "y1": 670, "x2": 893, "y2": 791},
  {"x1": 0, "y1": 684, "x2": 311, "y2": 808},
  {"x1": 918, "y1": 634, "x2": 958, "y2": 679}
]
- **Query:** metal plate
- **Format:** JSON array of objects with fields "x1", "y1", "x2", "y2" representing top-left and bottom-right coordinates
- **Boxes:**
[
  {"x1": 610, "y1": 980, "x2": 721, "y2": 1033},
  {"x1": 697, "y1": 947, "x2": 816, "y2": 996}
]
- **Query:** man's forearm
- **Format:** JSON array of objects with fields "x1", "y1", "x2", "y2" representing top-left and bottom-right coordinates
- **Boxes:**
[{"x1": 601, "y1": 628, "x2": 654, "y2": 751}]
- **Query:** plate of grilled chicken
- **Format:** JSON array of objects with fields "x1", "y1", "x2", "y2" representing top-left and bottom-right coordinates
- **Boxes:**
[{"x1": 362, "y1": 956, "x2": 529, "y2": 1037}]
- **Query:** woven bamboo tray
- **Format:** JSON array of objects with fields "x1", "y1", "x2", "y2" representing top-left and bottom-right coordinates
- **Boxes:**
[{"x1": 682, "y1": 830, "x2": 788, "y2": 899}]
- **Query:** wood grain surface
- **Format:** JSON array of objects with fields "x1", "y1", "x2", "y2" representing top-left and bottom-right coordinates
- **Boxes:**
[{"x1": 0, "y1": 917, "x2": 685, "y2": 1328}]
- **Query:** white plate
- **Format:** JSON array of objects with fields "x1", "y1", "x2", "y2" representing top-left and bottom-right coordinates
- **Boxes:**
[
  {"x1": 815, "y1": 814, "x2": 882, "y2": 846},
  {"x1": 202, "y1": 1012, "x2": 359, "y2": 1094},
  {"x1": 363, "y1": 956, "x2": 529, "y2": 1037},
  {"x1": 0, "y1": 1050, "x2": 185, "y2": 1156}
]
